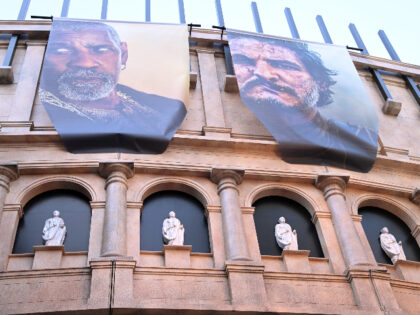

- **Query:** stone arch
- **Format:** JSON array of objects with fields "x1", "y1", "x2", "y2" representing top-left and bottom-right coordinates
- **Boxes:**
[
  {"x1": 353, "y1": 194, "x2": 420, "y2": 232},
  {"x1": 245, "y1": 183, "x2": 319, "y2": 216},
  {"x1": 16, "y1": 175, "x2": 96, "y2": 209},
  {"x1": 248, "y1": 183, "x2": 324, "y2": 257},
  {"x1": 136, "y1": 177, "x2": 213, "y2": 208}
]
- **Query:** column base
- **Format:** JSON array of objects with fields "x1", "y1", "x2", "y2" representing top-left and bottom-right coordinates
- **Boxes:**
[
  {"x1": 32, "y1": 245, "x2": 64, "y2": 269},
  {"x1": 163, "y1": 245, "x2": 192, "y2": 268},
  {"x1": 345, "y1": 265, "x2": 402, "y2": 313},
  {"x1": 88, "y1": 257, "x2": 136, "y2": 308},
  {"x1": 225, "y1": 261, "x2": 267, "y2": 308}
]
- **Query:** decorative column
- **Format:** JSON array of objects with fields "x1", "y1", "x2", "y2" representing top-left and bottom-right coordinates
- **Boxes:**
[
  {"x1": 99, "y1": 162, "x2": 134, "y2": 257},
  {"x1": 211, "y1": 167, "x2": 250, "y2": 261},
  {"x1": 0, "y1": 164, "x2": 18, "y2": 271},
  {"x1": 0, "y1": 164, "x2": 19, "y2": 222},
  {"x1": 211, "y1": 168, "x2": 267, "y2": 307},
  {"x1": 315, "y1": 174, "x2": 370, "y2": 267}
]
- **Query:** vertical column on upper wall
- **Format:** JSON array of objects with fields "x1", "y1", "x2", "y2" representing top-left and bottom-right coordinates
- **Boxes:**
[
  {"x1": 197, "y1": 48, "x2": 231, "y2": 138},
  {"x1": 0, "y1": 164, "x2": 19, "y2": 271}
]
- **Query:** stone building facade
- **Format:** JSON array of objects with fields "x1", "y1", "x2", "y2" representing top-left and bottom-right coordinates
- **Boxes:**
[{"x1": 0, "y1": 21, "x2": 420, "y2": 314}]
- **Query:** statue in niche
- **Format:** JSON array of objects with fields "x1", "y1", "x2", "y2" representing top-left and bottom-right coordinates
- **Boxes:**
[
  {"x1": 275, "y1": 216, "x2": 298, "y2": 250},
  {"x1": 42, "y1": 210, "x2": 67, "y2": 246},
  {"x1": 162, "y1": 211, "x2": 184, "y2": 246},
  {"x1": 379, "y1": 227, "x2": 406, "y2": 264}
]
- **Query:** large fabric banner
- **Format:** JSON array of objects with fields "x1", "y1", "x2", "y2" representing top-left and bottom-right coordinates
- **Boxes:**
[
  {"x1": 228, "y1": 30, "x2": 379, "y2": 172},
  {"x1": 39, "y1": 19, "x2": 189, "y2": 154}
]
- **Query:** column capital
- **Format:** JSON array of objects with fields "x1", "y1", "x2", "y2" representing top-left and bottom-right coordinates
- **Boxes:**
[
  {"x1": 315, "y1": 174, "x2": 349, "y2": 199},
  {"x1": 98, "y1": 161, "x2": 134, "y2": 179},
  {"x1": 410, "y1": 188, "x2": 420, "y2": 205},
  {"x1": 210, "y1": 167, "x2": 244, "y2": 185},
  {"x1": 0, "y1": 163, "x2": 19, "y2": 181}
]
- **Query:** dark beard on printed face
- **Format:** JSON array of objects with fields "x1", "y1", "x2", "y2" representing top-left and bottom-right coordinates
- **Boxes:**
[
  {"x1": 57, "y1": 69, "x2": 117, "y2": 101},
  {"x1": 241, "y1": 77, "x2": 320, "y2": 126}
]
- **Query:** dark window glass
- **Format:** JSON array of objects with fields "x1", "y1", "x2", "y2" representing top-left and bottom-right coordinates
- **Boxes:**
[
  {"x1": 253, "y1": 196, "x2": 323, "y2": 257},
  {"x1": 140, "y1": 190, "x2": 210, "y2": 253},
  {"x1": 13, "y1": 190, "x2": 91, "y2": 253},
  {"x1": 360, "y1": 206, "x2": 420, "y2": 264}
]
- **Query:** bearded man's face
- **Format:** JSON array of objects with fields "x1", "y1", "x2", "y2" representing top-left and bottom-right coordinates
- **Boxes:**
[
  {"x1": 43, "y1": 28, "x2": 125, "y2": 102},
  {"x1": 230, "y1": 38, "x2": 320, "y2": 109}
]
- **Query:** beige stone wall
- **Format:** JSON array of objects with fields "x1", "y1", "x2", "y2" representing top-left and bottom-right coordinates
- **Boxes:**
[{"x1": 0, "y1": 24, "x2": 419, "y2": 314}]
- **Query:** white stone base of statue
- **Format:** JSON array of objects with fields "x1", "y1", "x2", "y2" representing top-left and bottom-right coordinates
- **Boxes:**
[
  {"x1": 32, "y1": 245, "x2": 64, "y2": 269},
  {"x1": 163, "y1": 245, "x2": 192, "y2": 268},
  {"x1": 281, "y1": 249, "x2": 311, "y2": 273}
]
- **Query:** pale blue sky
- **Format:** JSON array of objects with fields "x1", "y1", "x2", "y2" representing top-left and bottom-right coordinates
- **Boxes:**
[{"x1": 0, "y1": 0, "x2": 418, "y2": 65}]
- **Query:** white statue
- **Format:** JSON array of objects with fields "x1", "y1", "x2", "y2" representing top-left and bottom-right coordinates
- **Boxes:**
[
  {"x1": 380, "y1": 227, "x2": 406, "y2": 264},
  {"x1": 162, "y1": 211, "x2": 184, "y2": 246},
  {"x1": 42, "y1": 210, "x2": 66, "y2": 246},
  {"x1": 275, "y1": 216, "x2": 298, "y2": 250}
]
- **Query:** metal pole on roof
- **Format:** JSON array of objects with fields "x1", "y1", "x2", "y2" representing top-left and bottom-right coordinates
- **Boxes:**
[
  {"x1": 316, "y1": 15, "x2": 333, "y2": 44},
  {"x1": 378, "y1": 30, "x2": 420, "y2": 105},
  {"x1": 61, "y1": 0, "x2": 70, "y2": 17},
  {"x1": 101, "y1": 0, "x2": 108, "y2": 20},
  {"x1": 178, "y1": 0, "x2": 186, "y2": 24},
  {"x1": 348, "y1": 23, "x2": 393, "y2": 102},
  {"x1": 145, "y1": 0, "x2": 151, "y2": 22},
  {"x1": 251, "y1": 1, "x2": 263, "y2": 33},
  {"x1": 284, "y1": 7, "x2": 300, "y2": 39}
]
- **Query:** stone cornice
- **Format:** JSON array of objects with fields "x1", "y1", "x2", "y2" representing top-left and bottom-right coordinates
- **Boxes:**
[
  {"x1": 0, "y1": 163, "x2": 19, "y2": 181},
  {"x1": 410, "y1": 189, "x2": 420, "y2": 205}
]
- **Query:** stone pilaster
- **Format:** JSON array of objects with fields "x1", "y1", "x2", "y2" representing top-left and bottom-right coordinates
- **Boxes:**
[
  {"x1": 211, "y1": 167, "x2": 250, "y2": 261},
  {"x1": 0, "y1": 164, "x2": 19, "y2": 223},
  {"x1": 410, "y1": 188, "x2": 420, "y2": 205},
  {"x1": 4, "y1": 41, "x2": 46, "y2": 132},
  {"x1": 99, "y1": 162, "x2": 134, "y2": 257},
  {"x1": 197, "y1": 49, "x2": 230, "y2": 139},
  {"x1": 315, "y1": 174, "x2": 370, "y2": 268}
]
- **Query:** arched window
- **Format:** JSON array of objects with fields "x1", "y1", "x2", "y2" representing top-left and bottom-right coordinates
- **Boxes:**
[
  {"x1": 253, "y1": 196, "x2": 323, "y2": 257},
  {"x1": 140, "y1": 190, "x2": 210, "y2": 253},
  {"x1": 13, "y1": 190, "x2": 91, "y2": 253},
  {"x1": 359, "y1": 206, "x2": 420, "y2": 264}
]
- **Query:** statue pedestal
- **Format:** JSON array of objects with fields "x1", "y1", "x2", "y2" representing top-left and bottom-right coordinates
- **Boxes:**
[
  {"x1": 163, "y1": 245, "x2": 192, "y2": 268},
  {"x1": 32, "y1": 245, "x2": 64, "y2": 269},
  {"x1": 395, "y1": 259, "x2": 420, "y2": 283},
  {"x1": 88, "y1": 256, "x2": 136, "y2": 308},
  {"x1": 281, "y1": 249, "x2": 311, "y2": 273}
]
